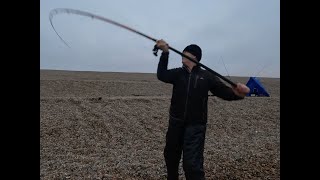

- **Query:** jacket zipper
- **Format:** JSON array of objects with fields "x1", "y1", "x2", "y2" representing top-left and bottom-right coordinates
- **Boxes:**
[
  {"x1": 184, "y1": 73, "x2": 192, "y2": 120},
  {"x1": 194, "y1": 75, "x2": 199, "y2": 88}
]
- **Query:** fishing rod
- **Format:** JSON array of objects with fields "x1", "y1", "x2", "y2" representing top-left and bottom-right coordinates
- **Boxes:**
[{"x1": 49, "y1": 8, "x2": 237, "y2": 87}]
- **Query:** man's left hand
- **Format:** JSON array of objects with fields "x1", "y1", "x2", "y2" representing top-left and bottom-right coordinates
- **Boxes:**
[{"x1": 232, "y1": 83, "x2": 250, "y2": 98}]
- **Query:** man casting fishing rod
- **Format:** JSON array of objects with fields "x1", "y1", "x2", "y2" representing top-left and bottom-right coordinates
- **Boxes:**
[
  {"x1": 49, "y1": 8, "x2": 251, "y2": 179},
  {"x1": 156, "y1": 39, "x2": 250, "y2": 180}
]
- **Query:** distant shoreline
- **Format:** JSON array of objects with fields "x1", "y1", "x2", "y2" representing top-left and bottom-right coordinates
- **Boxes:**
[{"x1": 40, "y1": 69, "x2": 280, "y2": 79}]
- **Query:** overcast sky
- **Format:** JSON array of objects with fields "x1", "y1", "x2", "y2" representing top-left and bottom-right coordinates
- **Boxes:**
[{"x1": 40, "y1": 0, "x2": 279, "y2": 78}]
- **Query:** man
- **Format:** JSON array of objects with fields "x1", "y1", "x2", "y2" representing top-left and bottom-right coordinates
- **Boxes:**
[{"x1": 155, "y1": 39, "x2": 250, "y2": 180}]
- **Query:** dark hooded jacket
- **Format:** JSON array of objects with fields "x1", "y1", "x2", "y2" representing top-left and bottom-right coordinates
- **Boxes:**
[{"x1": 157, "y1": 52, "x2": 243, "y2": 124}]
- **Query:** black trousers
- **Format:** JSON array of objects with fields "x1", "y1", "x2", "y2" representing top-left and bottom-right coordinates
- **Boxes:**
[{"x1": 164, "y1": 117, "x2": 207, "y2": 180}]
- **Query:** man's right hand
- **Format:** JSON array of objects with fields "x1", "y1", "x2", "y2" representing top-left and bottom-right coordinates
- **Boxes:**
[{"x1": 156, "y1": 39, "x2": 169, "y2": 53}]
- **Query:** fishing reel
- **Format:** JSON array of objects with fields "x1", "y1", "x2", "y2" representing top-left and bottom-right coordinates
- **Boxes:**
[
  {"x1": 152, "y1": 45, "x2": 159, "y2": 56},
  {"x1": 153, "y1": 44, "x2": 169, "y2": 56}
]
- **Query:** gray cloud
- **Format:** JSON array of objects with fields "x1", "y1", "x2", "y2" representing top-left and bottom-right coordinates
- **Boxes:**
[{"x1": 41, "y1": 0, "x2": 279, "y2": 77}]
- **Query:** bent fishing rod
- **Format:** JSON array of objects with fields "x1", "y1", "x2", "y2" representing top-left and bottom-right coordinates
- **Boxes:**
[{"x1": 49, "y1": 8, "x2": 237, "y2": 87}]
